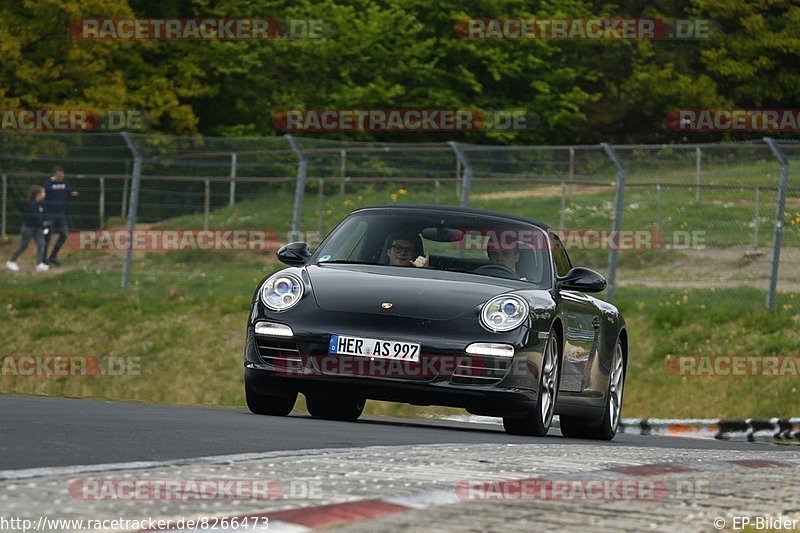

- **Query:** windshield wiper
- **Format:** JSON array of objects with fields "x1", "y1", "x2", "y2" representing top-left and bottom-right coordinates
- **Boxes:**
[
  {"x1": 435, "y1": 266, "x2": 475, "y2": 275},
  {"x1": 318, "y1": 260, "x2": 382, "y2": 266}
]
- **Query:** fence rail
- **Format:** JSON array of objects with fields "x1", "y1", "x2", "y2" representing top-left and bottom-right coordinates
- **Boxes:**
[{"x1": 0, "y1": 132, "x2": 797, "y2": 307}]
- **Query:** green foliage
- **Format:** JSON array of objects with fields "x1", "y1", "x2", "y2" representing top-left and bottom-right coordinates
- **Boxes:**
[{"x1": 1, "y1": 1, "x2": 798, "y2": 140}]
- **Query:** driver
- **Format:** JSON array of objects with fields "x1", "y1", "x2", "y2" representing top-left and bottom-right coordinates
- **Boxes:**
[
  {"x1": 487, "y1": 249, "x2": 520, "y2": 271},
  {"x1": 485, "y1": 247, "x2": 529, "y2": 281},
  {"x1": 387, "y1": 234, "x2": 429, "y2": 268}
]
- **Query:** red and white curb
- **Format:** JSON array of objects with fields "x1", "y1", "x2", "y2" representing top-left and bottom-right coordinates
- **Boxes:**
[
  {"x1": 620, "y1": 417, "x2": 800, "y2": 442},
  {"x1": 142, "y1": 457, "x2": 800, "y2": 532},
  {"x1": 437, "y1": 415, "x2": 800, "y2": 442}
]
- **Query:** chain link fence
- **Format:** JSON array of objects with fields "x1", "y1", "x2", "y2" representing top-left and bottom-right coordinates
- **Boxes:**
[{"x1": 0, "y1": 132, "x2": 796, "y2": 308}]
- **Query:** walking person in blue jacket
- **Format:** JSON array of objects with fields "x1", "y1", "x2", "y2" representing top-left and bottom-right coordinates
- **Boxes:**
[
  {"x1": 6, "y1": 185, "x2": 50, "y2": 272},
  {"x1": 43, "y1": 165, "x2": 78, "y2": 266}
]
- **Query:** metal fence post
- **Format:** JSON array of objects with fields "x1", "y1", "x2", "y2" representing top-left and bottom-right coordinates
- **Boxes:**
[
  {"x1": 449, "y1": 142, "x2": 472, "y2": 207},
  {"x1": 1, "y1": 174, "x2": 7, "y2": 241},
  {"x1": 601, "y1": 143, "x2": 627, "y2": 303},
  {"x1": 753, "y1": 186, "x2": 760, "y2": 250},
  {"x1": 285, "y1": 134, "x2": 307, "y2": 242},
  {"x1": 655, "y1": 184, "x2": 661, "y2": 231},
  {"x1": 99, "y1": 177, "x2": 105, "y2": 230},
  {"x1": 229, "y1": 153, "x2": 237, "y2": 206},
  {"x1": 764, "y1": 137, "x2": 789, "y2": 310},
  {"x1": 121, "y1": 177, "x2": 129, "y2": 219},
  {"x1": 568, "y1": 147, "x2": 575, "y2": 181},
  {"x1": 558, "y1": 182, "x2": 567, "y2": 231},
  {"x1": 317, "y1": 178, "x2": 324, "y2": 237},
  {"x1": 455, "y1": 157, "x2": 462, "y2": 200},
  {"x1": 120, "y1": 132, "x2": 142, "y2": 291},
  {"x1": 121, "y1": 160, "x2": 130, "y2": 219},
  {"x1": 203, "y1": 178, "x2": 211, "y2": 231},
  {"x1": 695, "y1": 146, "x2": 701, "y2": 203},
  {"x1": 339, "y1": 149, "x2": 347, "y2": 195}
]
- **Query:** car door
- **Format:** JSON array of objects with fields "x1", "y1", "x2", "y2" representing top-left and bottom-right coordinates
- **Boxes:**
[{"x1": 550, "y1": 232, "x2": 602, "y2": 393}]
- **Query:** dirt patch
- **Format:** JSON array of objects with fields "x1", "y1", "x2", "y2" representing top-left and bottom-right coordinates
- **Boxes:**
[
  {"x1": 619, "y1": 245, "x2": 800, "y2": 291},
  {"x1": 472, "y1": 184, "x2": 610, "y2": 201}
]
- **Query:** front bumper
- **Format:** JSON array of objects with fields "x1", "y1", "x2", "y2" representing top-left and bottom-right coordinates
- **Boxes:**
[
  {"x1": 245, "y1": 365, "x2": 538, "y2": 417},
  {"x1": 244, "y1": 307, "x2": 549, "y2": 417}
]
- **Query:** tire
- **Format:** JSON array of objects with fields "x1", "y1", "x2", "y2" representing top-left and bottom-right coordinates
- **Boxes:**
[
  {"x1": 560, "y1": 338, "x2": 625, "y2": 440},
  {"x1": 245, "y1": 382, "x2": 297, "y2": 416},
  {"x1": 306, "y1": 394, "x2": 366, "y2": 422},
  {"x1": 503, "y1": 328, "x2": 561, "y2": 436}
]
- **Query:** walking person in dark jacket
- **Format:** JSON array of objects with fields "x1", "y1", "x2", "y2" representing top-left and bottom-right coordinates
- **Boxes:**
[
  {"x1": 6, "y1": 185, "x2": 50, "y2": 272},
  {"x1": 43, "y1": 165, "x2": 78, "y2": 266}
]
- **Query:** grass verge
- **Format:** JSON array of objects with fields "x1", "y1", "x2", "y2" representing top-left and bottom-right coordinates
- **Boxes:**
[
  {"x1": 1, "y1": 183, "x2": 798, "y2": 419},
  {"x1": 0, "y1": 250, "x2": 797, "y2": 419}
]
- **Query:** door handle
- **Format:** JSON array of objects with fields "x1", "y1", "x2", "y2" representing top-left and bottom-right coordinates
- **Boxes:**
[{"x1": 592, "y1": 317, "x2": 601, "y2": 330}]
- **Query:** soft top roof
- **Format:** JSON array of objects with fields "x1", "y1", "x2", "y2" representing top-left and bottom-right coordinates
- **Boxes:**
[{"x1": 351, "y1": 204, "x2": 551, "y2": 231}]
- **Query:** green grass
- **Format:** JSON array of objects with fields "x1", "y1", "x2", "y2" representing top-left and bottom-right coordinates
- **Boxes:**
[
  {"x1": 1, "y1": 249, "x2": 798, "y2": 419},
  {"x1": 615, "y1": 286, "x2": 800, "y2": 418},
  {"x1": 156, "y1": 180, "x2": 800, "y2": 250},
  {"x1": 473, "y1": 185, "x2": 800, "y2": 248},
  {"x1": 1, "y1": 182, "x2": 798, "y2": 419}
]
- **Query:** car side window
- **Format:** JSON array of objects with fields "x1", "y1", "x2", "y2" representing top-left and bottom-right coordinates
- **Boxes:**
[{"x1": 550, "y1": 233, "x2": 572, "y2": 277}]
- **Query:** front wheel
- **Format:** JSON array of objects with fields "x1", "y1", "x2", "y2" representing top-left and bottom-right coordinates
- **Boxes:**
[
  {"x1": 245, "y1": 382, "x2": 297, "y2": 416},
  {"x1": 503, "y1": 329, "x2": 560, "y2": 436},
  {"x1": 560, "y1": 338, "x2": 625, "y2": 440},
  {"x1": 306, "y1": 394, "x2": 366, "y2": 422}
]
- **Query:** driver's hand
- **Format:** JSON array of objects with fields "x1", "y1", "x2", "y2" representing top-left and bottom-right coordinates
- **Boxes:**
[{"x1": 412, "y1": 253, "x2": 429, "y2": 268}]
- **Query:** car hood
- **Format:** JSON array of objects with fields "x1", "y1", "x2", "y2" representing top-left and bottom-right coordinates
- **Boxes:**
[{"x1": 306, "y1": 264, "x2": 521, "y2": 320}]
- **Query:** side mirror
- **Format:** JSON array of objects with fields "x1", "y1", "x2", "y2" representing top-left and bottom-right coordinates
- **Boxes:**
[
  {"x1": 558, "y1": 267, "x2": 607, "y2": 293},
  {"x1": 277, "y1": 241, "x2": 311, "y2": 266}
]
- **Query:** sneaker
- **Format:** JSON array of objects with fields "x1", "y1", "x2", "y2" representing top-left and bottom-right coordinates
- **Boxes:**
[
  {"x1": 5, "y1": 261, "x2": 19, "y2": 272},
  {"x1": 36, "y1": 263, "x2": 50, "y2": 272},
  {"x1": 47, "y1": 258, "x2": 60, "y2": 267}
]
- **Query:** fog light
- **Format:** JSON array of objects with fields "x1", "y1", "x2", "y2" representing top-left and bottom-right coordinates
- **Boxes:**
[
  {"x1": 255, "y1": 321, "x2": 294, "y2": 337},
  {"x1": 465, "y1": 342, "x2": 515, "y2": 358}
]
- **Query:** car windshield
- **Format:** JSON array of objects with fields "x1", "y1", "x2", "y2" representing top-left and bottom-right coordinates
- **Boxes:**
[{"x1": 311, "y1": 209, "x2": 552, "y2": 287}]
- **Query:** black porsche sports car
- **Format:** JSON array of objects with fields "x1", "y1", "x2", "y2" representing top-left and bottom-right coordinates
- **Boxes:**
[{"x1": 244, "y1": 205, "x2": 627, "y2": 439}]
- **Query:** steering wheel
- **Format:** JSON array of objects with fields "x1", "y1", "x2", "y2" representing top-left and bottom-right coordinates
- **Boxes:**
[{"x1": 473, "y1": 264, "x2": 519, "y2": 280}]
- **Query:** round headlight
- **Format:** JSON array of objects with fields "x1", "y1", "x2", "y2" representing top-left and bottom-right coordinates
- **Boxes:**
[
  {"x1": 480, "y1": 295, "x2": 529, "y2": 332},
  {"x1": 260, "y1": 272, "x2": 304, "y2": 311}
]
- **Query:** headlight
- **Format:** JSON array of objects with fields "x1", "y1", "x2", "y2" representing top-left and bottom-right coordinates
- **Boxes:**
[
  {"x1": 480, "y1": 295, "x2": 529, "y2": 332},
  {"x1": 260, "y1": 272, "x2": 304, "y2": 312}
]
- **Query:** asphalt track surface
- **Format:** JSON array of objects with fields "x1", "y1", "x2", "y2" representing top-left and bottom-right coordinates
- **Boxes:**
[{"x1": 1, "y1": 395, "x2": 795, "y2": 471}]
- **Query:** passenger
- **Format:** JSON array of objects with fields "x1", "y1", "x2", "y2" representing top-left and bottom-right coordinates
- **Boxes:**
[{"x1": 387, "y1": 234, "x2": 428, "y2": 268}]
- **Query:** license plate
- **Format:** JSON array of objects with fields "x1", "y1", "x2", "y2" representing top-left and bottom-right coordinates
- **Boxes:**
[{"x1": 328, "y1": 334, "x2": 420, "y2": 362}]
